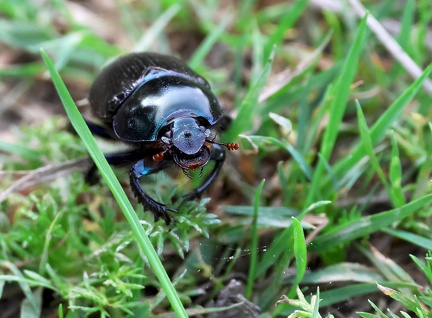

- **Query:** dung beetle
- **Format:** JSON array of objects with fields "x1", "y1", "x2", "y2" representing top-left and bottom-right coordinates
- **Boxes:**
[{"x1": 87, "y1": 52, "x2": 238, "y2": 225}]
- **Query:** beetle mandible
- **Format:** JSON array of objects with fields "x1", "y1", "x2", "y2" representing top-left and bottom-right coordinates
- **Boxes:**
[{"x1": 87, "y1": 52, "x2": 238, "y2": 225}]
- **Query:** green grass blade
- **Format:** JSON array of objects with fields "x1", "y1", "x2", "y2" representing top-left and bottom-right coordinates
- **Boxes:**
[
  {"x1": 225, "y1": 48, "x2": 274, "y2": 140},
  {"x1": 357, "y1": 244, "x2": 416, "y2": 284},
  {"x1": 246, "y1": 179, "x2": 265, "y2": 299},
  {"x1": 388, "y1": 131, "x2": 405, "y2": 206},
  {"x1": 0, "y1": 141, "x2": 43, "y2": 165},
  {"x1": 262, "y1": 0, "x2": 308, "y2": 60},
  {"x1": 356, "y1": 102, "x2": 395, "y2": 205},
  {"x1": 304, "y1": 14, "x2": 367, "y2": 207},
  {"x1": 357, "y1": 313, "x2": 381, "y2": 318},
  {"x1": 333, "y1": 63, "x2": 432, "y2": 183},
  {"x1": 311, "y1": 288, "x2": 321, "y2": 318},
  {"x1": 356, "y1": 102, "x2": 387, "y2": 185},
  {"x1": 40, "y1": 49, "x2": 188, "y2": 317},
  {"x1": 1, "y1": 262, "x2": 39, "y2": 313},
  {"x1": 288, "y1": 217, "x2": 307, "y2": 297},
  {"x1": 384, "y1": 229, "x2": 432, "y2": 250},
  {"x1": 318, "y1": 283, "x2": 378, "y2": 308},
  {"x1": 0, "y1": 62, "x2": 45, "y2": 77},
  {"x1": 188, "y1": 15, "x2": 230, "y2": 70},
  {"x1": 255, "y1": 201, "x2": 330, "y2": 279},
  {"x1": 256, "y1": 226, "x2": 293, "y2": 277},
  {"x1": 58, "y1": 304, "x2": 63, "y2": 318},
  {"x1": 20, "y1": 288, "x2": 42, "y2": 318},
  {"x1": 247, "y1": 136, "x2": 312, "y2": 179},
  {"x1": 298, "y1": 262, "x2": 384, "y2": 284},
  {"x1": 377, "y1": 284, "x2": 419, "y2": 313},
  {"x1": 413, "y1": 123, "x2": 432, "y2": 199},
  {"x1": 369, "y1": 300, "x2": 388, "y2": 317},
  {"x1": 397, "y1": 0, "x2": 415, "y2": 52},
  {"x1": 133, "y1": 4, "x2": 180, "y2": 52},
  {"x1": 410, "y1": 252, "x2": 432, "y2": 284},
  {"x1": 310, "y1": 194, "x2": 432, "y2": 252}
]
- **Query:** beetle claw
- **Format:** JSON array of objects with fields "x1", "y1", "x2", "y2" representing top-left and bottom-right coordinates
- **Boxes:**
[{"x1": 157, "y1": 206, "x2": 177, "y2": 225}]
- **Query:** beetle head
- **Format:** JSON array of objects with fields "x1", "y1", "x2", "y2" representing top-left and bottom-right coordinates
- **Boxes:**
[
  {"x1": 157, "y1": 117, "x2": 239, "y2": 176},
  {"x1": 161, "y1": 117, "x2": 211, "y2": 172}
]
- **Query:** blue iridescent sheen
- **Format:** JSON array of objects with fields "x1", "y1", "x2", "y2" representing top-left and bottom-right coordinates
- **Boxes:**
[{"x1": 87, "y1": 52, "x2": 235, "y2": 225}]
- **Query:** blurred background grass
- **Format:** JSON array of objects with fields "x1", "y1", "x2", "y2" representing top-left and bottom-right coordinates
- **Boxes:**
[{"x1": 1, "y1": 0, "x2": 432, "y2": 317}]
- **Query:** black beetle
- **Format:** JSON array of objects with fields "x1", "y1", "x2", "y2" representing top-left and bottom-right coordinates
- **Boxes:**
[{"x1": 87, "y1": 52, "x2": 238, "y2": 225}]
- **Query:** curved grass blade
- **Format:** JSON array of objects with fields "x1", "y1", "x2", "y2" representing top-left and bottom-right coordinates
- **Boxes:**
[
  {"x1": 332, "y1": 63, "x2": 432, "y2": 187},
  {"x1": 246, "y1": 179, "x2": 265, "y2": 299},
  {"x1": 225, "y1": 46, "x2": 274, "y2": 140},
  {"x1": 310, "y1": 194, "x2": 432, "y2": 252},
  {"x1": 304, "y1": 14, "x2": 368, "y2": 207},
  {"x1": 288, "y1": 217, "x2": 307, "y2": 298},
  {"x1": 40, "y1": 49, "x2": 187, "y2": 317},
  {"x1": 384, "y1": 228, "x2": 432, "y2": 250}
]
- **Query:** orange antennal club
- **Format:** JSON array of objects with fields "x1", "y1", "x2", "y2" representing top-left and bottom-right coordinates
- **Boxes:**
[{"x1": 225, "y1": 143, "x2": 239, "y2": 151}]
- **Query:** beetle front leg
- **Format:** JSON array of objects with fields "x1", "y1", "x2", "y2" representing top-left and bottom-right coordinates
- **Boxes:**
[
  {"x1": 130, "y1": 158, "x2": 175, "y2": 225},
  {"x1": 180, "y1": 144, "x2": 226, "y2": 206}
]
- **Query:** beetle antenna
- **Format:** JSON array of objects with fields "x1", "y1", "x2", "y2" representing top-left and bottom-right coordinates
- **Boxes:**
[{"x1": 210, "y1": 140, "x2": 239, "y2": 151}]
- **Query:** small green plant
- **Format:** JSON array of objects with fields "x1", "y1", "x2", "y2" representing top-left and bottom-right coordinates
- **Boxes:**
[{"x1": 276, "y1": 287, "x2": 334, "y2": 318}]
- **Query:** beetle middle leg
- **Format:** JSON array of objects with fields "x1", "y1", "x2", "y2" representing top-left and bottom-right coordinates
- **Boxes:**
[
  {"x1": 85, "y1": 150, "x2": 144, "y2": 185},
  {"x1": 86, "y1": 120, "x2": 117, "y2": 140}
]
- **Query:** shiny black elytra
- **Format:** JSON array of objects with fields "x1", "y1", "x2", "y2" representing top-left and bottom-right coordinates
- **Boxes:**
[{"x1": 87, "y1": 52, "x2": 238, "y2": 225}]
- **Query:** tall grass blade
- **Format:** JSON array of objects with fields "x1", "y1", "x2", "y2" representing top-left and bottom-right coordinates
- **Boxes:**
[
  {"x1": 333, "y1": 64, "x2": 432, "y2": 185},
  {"x1": 310, "y1": 194, "x2": 432, "y2": 252},
  {"x1": 305, "y1": 14, "x2": 367, "y2": 207},
  {"x1": 40, "y1": 49, "x2": 188, "y2": 317},
  {"x1": 246, "y1": 179, "x2": 265, "y2": 299},
  {"x1": 225, "y1": 47, "x2": 274, "y2": 140},
  {"x1": 288, "y1": 217, "x2": 307, "y2": 297}
]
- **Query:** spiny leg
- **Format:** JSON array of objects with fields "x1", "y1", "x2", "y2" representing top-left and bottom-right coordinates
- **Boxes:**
[
  {"x1": 84, "y1": 144, "x2": 176, "y2": 224},
  {"x1": 130, "y1": 157, "x2": 175, "y2": 225}
]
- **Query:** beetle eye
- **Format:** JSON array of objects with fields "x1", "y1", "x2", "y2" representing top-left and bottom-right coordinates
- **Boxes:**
[
  {"x1": 172, "y1": 118, "x2": 205, "y2": 155},
  {"x1": 127, "y1": 118, "x2": 137, "y2": 129}
]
